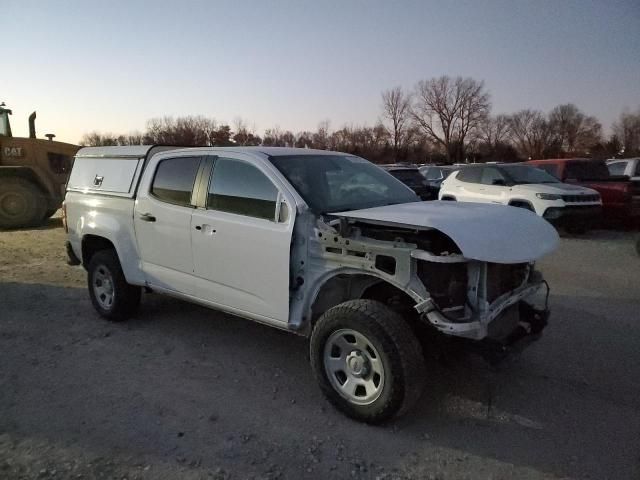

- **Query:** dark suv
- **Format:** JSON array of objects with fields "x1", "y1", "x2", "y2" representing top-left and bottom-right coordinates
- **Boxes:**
[{"x1": 380, "y1": 165, "x2": 429, "y2": 200}]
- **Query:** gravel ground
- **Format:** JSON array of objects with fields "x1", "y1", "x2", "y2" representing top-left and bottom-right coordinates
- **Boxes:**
[{"x1": 1, "y1": 215, "x2": 639, "y2": 479}]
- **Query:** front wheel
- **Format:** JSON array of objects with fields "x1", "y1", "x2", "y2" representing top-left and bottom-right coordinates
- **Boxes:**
[
  {"x1": 310, "y1": 300, "x2": 426, "y2": 424},
  {"x1": 87, "y1": 249, "x2": 141, "y2": 321}
]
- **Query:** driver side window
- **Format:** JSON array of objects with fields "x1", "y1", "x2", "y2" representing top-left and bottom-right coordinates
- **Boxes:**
[{"x1": 208, "y1": 158, "x2": 279, "y2": 221}]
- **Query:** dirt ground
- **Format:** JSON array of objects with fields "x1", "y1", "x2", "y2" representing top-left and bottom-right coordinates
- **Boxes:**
[{"x1": 1, "y1": 215, "x2": 639, "y2": 479}]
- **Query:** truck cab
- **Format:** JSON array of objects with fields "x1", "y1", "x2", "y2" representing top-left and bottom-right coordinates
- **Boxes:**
[{"x1": 526, "y1": 158, "x2": 640, "y2": 223}]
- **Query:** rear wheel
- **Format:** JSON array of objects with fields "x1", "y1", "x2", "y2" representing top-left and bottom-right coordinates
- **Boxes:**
[
  {"x1": 87, "y1": 249, "x2": 141, "y2": 321},
  {"x1": 310, "y1": 299, "x2": 426, "y2": 423},
  {"x1": 0, "y1": 178, "x2": 46, "y2": 229}
]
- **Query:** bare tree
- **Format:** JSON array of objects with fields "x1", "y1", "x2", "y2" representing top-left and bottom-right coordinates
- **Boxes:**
[
  {"x1": 478, "y1": 114, "x2": 511, "y2": 147},
  {"x1": 508, "y1": 110, "x2": 558, "y2": 159},
  {"x1": 612, "y1": 108, "x2": 640, "y2": 157},
  {"x1": 549, "y1": 103, "x2": 602, "y2": 154},
  {"x1": 312, "y1": 120, "x2": 331, "y2": 150},
  {"x1": 381, "y1": 86, "x2": 412, "y2": 161},
  {"x1": 411, "y1": 76, "x2": 490, "y2": 163},
  {"x1": 80, "y1": 131, "x2": 143, "y2": 146},
  {"x1": 232, "y1": 117, "x2": 261, "y2": 146}
]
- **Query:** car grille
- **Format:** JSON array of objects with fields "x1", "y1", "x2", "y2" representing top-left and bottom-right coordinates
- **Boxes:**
[{"x1": 562, "y1": 194, "x2": 600, "y2": 203}]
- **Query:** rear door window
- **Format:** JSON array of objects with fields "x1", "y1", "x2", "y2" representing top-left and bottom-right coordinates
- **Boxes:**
[
  {"x1": 456, "y1": 167, "x2": 482, "y2": 183},
  {"x1": 480, "y1": 167, "x2": 507, "y2": 185},
  {"x1": 151, "y1": 157, "x2": 201, "y2": 206},
  {"x1": 208, "y1": 158, "x2": 278, "y2": 221}
]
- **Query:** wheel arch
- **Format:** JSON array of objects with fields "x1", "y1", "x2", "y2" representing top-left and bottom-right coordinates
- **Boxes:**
[
  {"x1": 508, "y1": 198, "x2": 536, "y2": 211},
  {"x1": 81, "y1": 234, "x2": 116, "y2": 268},
  {"x1": 305, "y1": 269, "x2": 419, "y2": 332}
]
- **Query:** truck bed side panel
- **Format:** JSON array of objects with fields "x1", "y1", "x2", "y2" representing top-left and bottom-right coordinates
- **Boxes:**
[{"x1": 65, "y1": 191, "x2": 145, "y2": 285}]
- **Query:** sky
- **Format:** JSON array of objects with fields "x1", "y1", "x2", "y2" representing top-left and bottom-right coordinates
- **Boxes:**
[{"x1": 3, "y1": 0, "x2": 639, "y2": 144}]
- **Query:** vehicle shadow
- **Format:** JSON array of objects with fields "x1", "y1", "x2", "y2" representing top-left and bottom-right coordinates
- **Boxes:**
[
  {"x1": 1, "y1": 281, "x2": 638, "y2": 479},
  {"x1": 0, "y1": 216, "x2": 63, "y2": 232}
]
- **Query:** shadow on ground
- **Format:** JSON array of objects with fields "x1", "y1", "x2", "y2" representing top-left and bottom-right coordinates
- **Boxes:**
[{"x1": 2, "y1": 280, "x2": 639, "y2": 479}]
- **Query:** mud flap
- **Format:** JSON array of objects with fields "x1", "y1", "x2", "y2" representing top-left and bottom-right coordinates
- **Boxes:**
[{"x1": 66, "y1": 241, "x2": 81, "y2": 266}]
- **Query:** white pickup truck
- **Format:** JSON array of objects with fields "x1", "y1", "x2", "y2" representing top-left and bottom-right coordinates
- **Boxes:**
[{"x1": 64, "y1": 146, "x2": 558, "y2": 423}]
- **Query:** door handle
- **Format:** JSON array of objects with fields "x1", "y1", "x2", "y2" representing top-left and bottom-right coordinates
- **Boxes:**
[
  {"x1": 195, "y1": 224, "x2": 216, "y2": 235},
  {"x1": 139, "y1": 213, "x2": 156, "y2": 222}
]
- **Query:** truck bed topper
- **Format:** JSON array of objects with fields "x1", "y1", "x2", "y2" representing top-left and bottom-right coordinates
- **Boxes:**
[{"x1": 67, "y1": 146, "x2": 179, "y2": 198}]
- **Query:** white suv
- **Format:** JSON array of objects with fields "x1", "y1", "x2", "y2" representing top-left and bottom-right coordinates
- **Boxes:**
[{"x1": 439, "y1": 164, "x2": 602, "y2": 229}]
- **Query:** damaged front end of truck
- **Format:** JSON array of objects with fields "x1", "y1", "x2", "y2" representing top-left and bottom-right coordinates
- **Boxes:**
[{"x1": 290, "y1": 201, "x2": 558, "y2": 363}]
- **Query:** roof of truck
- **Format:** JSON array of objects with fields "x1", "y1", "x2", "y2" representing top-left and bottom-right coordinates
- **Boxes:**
[
  {"x1": 76, "y1": 146, "x2": 156, "y2": 158},
  {"x1": 527, "y1": 158, "x2": 593, "y2": 164},
  {"x1": 75, "y1": 145, "x2": 349, "y2": 159}
]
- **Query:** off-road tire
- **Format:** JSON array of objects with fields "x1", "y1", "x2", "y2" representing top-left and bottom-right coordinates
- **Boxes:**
[
  {"x1": 87, "y1": 249, "x2": 141, "y2": 321},
  {"x1": 310, "y1": 299, "x2": 426, "y2": 424},
  {"x1": 0, "y1": 178, "x2": 47, "y2": 229}
]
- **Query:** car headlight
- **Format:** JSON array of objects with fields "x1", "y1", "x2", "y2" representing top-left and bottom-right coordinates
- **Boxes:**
[{"x1": 536, "y1": 193, "x2": 562, "y2": 200}]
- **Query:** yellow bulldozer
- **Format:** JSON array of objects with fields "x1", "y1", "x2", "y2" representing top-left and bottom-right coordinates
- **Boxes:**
[{"x1": 0, "y1": 102, "x2": 79, "y2": 228}]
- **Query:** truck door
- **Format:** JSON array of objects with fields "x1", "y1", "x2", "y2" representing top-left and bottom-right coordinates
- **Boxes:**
[
  {"x1": 190, "y1": 155, "x2": 294, "y2": 324},
  {"x1": 134, "y1": 155, "x2": 203, "y2": 294}
]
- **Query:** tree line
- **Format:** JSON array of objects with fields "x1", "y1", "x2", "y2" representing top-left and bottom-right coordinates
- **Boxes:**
[{"x1": 81, "y1": 75, "x2": 640, "y2": 164}]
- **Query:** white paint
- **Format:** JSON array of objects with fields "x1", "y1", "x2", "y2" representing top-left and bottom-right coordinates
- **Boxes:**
[
  {"x1": 334, "y1": 201, "x2": 560, "y2": 264},
  {"x1": 439, "y1": 169, "x2": 601, "y2": 216}
]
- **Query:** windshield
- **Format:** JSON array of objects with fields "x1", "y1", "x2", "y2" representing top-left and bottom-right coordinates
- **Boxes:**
[
  {"x1": 501, "y1": 165, "x2": 560, "y2": 184},
  {"x1": 269, "y1": 155, "x2": 419, "y2": 213}
]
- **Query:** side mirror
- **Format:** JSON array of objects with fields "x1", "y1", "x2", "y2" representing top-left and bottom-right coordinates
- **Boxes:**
[
  {"x1": 492, "y1": 179, "x2": 506, "y2": 186},
  {"x1": 278, "y1": 202, "x2": 290, "y2": 223}
]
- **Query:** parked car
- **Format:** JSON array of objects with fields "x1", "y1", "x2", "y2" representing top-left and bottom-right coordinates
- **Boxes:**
[
  {"x1": 607, "y1": 158, "x2": 640, "y2": 184},
  {"x1": 64, "y1": 146, "x2": 558, "y2": 423},
  {"x1": 438, "y1": 163, "x2": 601, "y2": 231},
  {"x1": 419, "y1": 165, "x2": 456, "y2": 200},
  {"x1": 380, "y1": 165, "x2": 430, "y2": 200},
  {"x1": 526, "y1": 158, "x2": 640, "y2": 223}
]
